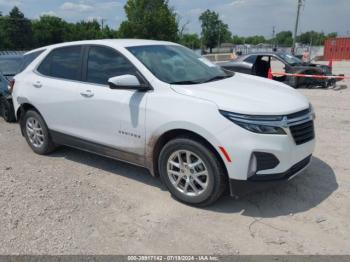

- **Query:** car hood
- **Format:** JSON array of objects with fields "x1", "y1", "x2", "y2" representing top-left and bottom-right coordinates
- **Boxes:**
[{"x1": 171, "y1": 73, "x2": 310, "y2": 115}]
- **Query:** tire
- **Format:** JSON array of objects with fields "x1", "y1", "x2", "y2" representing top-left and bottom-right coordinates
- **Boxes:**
[
  {"x1": 288, "y1": 76, "x2": 299, "y2": 88},
  {"x1": 158, "y1": 138, "x2": 227, "y2": 206},
  {"x1": 0, "y1": 97, "x2": 16, "y2": 122},
  {"x1": 22, "y1": 110, "x2": 56, "y2": 155}
]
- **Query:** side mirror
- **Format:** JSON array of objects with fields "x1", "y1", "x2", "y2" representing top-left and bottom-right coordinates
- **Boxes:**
[{"x1": 108, "y1": 74, "x2": 150, "y2": 91}]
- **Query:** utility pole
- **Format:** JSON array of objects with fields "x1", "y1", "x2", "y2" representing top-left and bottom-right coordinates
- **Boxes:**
[
  {"x1": 272, "y1": 26, "x2": 276, "y2": 51},
  {"x1": 101, "y1": 18, "x2": 107, "y2": 30},
  {"x1": 218, "y1": 26, "x2": 221, "y2": 52},
  {"x1": 292, "y1": 0, "x2": 303, "y2": 54}
]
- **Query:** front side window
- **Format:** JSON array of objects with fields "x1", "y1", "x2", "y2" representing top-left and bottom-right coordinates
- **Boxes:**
[
  {"x1": 127, "y1": 45, "x2": 232, "y2": 85},
  {"x1": 37, "y1": 46, "x2": 82, "y2": 80},
  {"x1": 244, "y1": 55, "x2": 257, "y2": 64},
  {"x1": 86, "y1": 46, "x2": 136, "y2": 85}
]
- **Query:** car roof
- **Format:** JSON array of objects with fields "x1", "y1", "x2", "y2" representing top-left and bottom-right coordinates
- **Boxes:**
[
  {"x1": 242, "y1": 52, "x2": 287, "y2": 57},
  {"x1": 25, "y1": 39, "x2": 178, "y2": 55}
]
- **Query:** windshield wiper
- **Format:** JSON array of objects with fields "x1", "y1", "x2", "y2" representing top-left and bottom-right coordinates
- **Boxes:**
[
  {"x1": 201, "y1": 75, "x2": 231, "y2": 83},
  {"x1": 170, "y1": 80, "x2": 201, "y2": 85}
]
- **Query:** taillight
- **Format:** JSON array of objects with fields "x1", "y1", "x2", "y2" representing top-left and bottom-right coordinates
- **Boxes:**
[{"x1": 8, "y1": 79, "x2": 15, "y2": 93}]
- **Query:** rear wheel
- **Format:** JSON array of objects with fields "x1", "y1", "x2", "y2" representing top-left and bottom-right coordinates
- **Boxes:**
[
  {"x1": 158, "y1": 138, "x2": 226, "y2": 206},
  {"x1": 0, "y1": 97, "x2": 16, "y2": 122},
  {"x1": 22, "y1": 110, "x2": 56, "y2": 155}
]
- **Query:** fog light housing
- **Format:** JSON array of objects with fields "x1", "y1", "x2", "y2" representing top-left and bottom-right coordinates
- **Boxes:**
[
  {"x1": 248, "y1": 152, "x2": 280, "y2": 178},
  {"x1": 248, "y1": 154, "x2": 257, "y2": 178}
]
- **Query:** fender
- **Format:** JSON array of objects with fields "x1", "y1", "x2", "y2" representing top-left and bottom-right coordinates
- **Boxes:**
[{"x1": 145, "y1": 121, "x2": 226, "y2": 177}]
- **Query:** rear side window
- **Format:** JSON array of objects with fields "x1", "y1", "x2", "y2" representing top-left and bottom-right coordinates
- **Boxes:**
[
  {"x1": 20, "y1": 50, "x2": 44, "y2": 72},
  {"x1": 37, "y1": 46, "x2": 82, "y2": 81},
  {"x1": 86, "y1": 46, "x2": 136, "y2": 85}
]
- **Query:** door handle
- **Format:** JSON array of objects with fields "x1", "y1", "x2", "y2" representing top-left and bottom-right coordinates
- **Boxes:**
[
  {"x1": 80, "y1": 90, "x2": 94, "y2": 98},
  {"x1": 33, "y1": 81, "x2": 42, "y2": 88}
]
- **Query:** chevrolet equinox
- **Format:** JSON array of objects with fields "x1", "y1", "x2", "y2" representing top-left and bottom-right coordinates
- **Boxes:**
[{"x1": 12, "y1": 40, "x2": 316, "y2": 206}]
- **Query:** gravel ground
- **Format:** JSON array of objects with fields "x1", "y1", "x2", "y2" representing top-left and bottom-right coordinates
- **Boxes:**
[{"x1": 0, "y1": 63, "x2": 349, "y2": 255}]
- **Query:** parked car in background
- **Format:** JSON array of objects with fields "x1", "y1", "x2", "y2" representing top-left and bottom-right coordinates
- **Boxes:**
[
  {"x1": 217, "y1": 52, "x2": 339, "y2": 88},
  {"x1": 0, "y1": 51, "x2": 45, "y2": 122},
  {"x1": 0, "y1": 54, "x2": 23, "y2": 122},
  {"x1": 12, "y1": 40, "x2": 315, "y2": 206}
]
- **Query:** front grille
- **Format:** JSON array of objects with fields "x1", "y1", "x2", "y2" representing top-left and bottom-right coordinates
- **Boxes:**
[{"x1": 290, "y1": 120, "x2": 315, "y2": 145}]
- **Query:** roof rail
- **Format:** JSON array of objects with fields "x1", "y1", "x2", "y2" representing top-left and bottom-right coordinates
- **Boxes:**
[{"x1": 0, "y1": 50, "x2": 27, "y2": 56}]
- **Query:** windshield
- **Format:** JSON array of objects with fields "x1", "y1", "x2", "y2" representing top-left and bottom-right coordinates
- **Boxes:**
[
  {"x1": 0, "y1": 57, "x2": 22, "y2": 76},
  {"x1": 278, "y1": 53, "x2": 303, "y2": 65},
  {"x1": 127, "y1": 45, "x2": 232, "y2": 84}
]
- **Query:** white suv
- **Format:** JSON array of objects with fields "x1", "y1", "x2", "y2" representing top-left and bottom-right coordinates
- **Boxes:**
[{"x1": 12, "y1": 40, "x2": 315, "y2": 206}]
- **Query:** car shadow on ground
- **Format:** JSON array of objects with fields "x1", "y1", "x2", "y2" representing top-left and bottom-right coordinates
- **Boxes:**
[
  {"x1": 50, "y1": 148, "x2": 337, "y2": 218},
  {"x1": 49, "y1": 147, "x2": 166, "y2": 190},
  {"x1": 299, "y1": 83, "x2": 348, "y2": 91},
  {"x1": 206, "y1": 156, "x2": 338, "y2": 218},
  {"x1": 329, "y1": 83, "x2": 348, "y2": 91}
]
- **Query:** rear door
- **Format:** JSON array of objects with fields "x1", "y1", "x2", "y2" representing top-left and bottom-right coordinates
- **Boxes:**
[{"x1": 33, "y1": 45, "x2": 89, "y2": 136}]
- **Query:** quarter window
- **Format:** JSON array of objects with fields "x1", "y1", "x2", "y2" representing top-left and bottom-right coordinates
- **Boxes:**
[
  {"x1": 86, "y1": 46, "x2": 136, "y2": 85},
  {"x1": 20, "y1": 50, "x2": 45, "y2": 73},
  {"x1": 37, "y1": 46, "x2": 82, "y2": 80}
]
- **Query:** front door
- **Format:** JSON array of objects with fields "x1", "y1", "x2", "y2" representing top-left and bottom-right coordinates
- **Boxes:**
[{"x1": 73, "y1": 45, "x2": 147, "y2": 160}]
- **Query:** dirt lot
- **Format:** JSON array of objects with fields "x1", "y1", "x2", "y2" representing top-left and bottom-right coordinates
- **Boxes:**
[{"x1": 0, "y1": 63, "x2": 349, "y2": 255}]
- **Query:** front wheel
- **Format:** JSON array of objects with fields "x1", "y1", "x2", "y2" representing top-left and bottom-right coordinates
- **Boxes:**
[{"x1": 158, "y1": 138, "x2": 227, "y2": 206}]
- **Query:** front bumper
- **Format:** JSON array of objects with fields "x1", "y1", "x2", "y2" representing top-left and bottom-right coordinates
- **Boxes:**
[
  {"x1": 214, "y1": 106, "x2": 316, "y2": 183},
  {"x1": 229, "y1": 155, "x2": 312, "y2": 197}
]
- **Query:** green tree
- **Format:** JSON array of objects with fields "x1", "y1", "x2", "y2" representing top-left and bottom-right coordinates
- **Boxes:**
[
  {"x1": 118, "y1": 0, "x2": 179, "y2": 41},
  {"x1": 0, "y1": 12, "x2": 4, "y2": 49},
  {"x1": 32, "y1": 16, "x2": 68, "y2": 47},
  {"x1": 199, "y1": 9, "x2": 231, "y2": 53},
  {"x1": 179, "y1": 33, "x2": 201, "y2": 49},
  {"x1": 65, "y1": 20, "x2": 102, "y2": 41},
  {"x1": 244, "y1": 35, "x2": 266, "y2": 45},
  {"x1": 327, "y1": 32, "x2": 337, "y2": 39},
  {"x1": 101, "y1": 25, "x2": 118, "y2": 39},
  {"x1": 1, "y1": 6, "x2": 33, "y2": 50},
  {"x1": 231, "y1": 35, "x2": 244, "y2": 45},
  {"x1": 274, "y1": 31, "x2": 293, "y2": 47},
  {"x1": 297, "y1": 31, "x2": 324, "y2": 45}
]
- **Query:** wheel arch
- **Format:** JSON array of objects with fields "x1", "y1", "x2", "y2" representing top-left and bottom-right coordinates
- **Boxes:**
[
  {"x1": 16, "y1": 103, "x2": 42, "y2": 135},
  {"x1": 148, "y1": 128, "x2": 228, "y2": 180}
]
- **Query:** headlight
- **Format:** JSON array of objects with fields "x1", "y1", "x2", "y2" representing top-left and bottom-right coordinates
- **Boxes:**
[{"x1": 219, "y1": 110, "x2": 286, "y2": 135}]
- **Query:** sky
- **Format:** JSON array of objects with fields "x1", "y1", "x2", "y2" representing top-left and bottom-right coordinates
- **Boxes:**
[{"x1": 0, "y1": 0, "x2": 349, "y2": 37}]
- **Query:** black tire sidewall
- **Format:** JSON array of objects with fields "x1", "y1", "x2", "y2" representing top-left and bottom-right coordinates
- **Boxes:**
[
  {"x1": 23, "y1": 110, "x2": 53, "y2": 155},
  {"x1": 0, "y1": 97, "x2": 15, "y2": 122},
  {"x1": 159, "y1": 138, "x2": 223, "y2": 205}
]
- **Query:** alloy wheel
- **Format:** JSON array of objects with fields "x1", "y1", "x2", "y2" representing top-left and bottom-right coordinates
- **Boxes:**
[
  {"x1": 167, "y1": 150, "x2": 209, "y2": 197},
  {"x1": 26, "y1": 117, "x2": 45, "y2": 148}
]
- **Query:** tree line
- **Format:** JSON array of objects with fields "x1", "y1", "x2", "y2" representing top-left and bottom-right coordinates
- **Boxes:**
[{"x1": 0, "y1": 0, "x2": 338, "y2": 52}]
